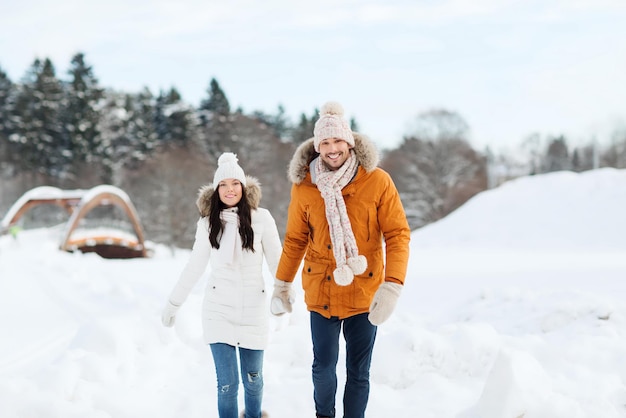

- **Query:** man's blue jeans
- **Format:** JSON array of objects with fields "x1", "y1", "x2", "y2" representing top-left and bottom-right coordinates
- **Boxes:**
[
  {"x1": 310, "y1": 312, "x2": 377, "y2": 418},
  {"x1": 210, "y1": 343, "x2": 264, "y2": 418}
]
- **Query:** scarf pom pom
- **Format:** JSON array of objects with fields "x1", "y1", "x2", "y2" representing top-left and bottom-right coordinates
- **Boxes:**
[
  {"x1": 347, "y1": 255, "x2": 367, "y2": 275},
  {"x1": 333, "y1": 265, "x2": 354, "y2": 286}
]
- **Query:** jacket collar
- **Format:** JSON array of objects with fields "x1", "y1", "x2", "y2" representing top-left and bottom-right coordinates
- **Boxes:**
[
  {"x1": 195, "y1": 175, "x2": 261, "y2": 217},
  {"x1": 287, "y1": 132, "x2": 380, "y2": 185}
]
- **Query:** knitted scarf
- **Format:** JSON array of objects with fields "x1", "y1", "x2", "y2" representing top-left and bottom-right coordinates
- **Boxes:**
[
  {"x1": 214, "y1": 208, "x2": 242, "y2": 266},
  {"x1": 314, "y1": 151, "x2": 367, "y2": 286}
]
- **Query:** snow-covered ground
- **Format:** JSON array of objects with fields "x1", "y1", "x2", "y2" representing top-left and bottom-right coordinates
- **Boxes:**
[{"x1": 1, "y1": 168, "x2": 626, "y2": 418}]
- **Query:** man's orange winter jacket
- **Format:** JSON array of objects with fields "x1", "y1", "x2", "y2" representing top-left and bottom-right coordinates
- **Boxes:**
[{"x1": 276, "y1": 133, "x2": 411, "y2": 319}]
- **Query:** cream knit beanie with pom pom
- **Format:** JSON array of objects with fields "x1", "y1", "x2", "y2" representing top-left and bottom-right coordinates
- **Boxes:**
[{"x1": 313, "y1": 101, "x2": 355, "y2": 152}]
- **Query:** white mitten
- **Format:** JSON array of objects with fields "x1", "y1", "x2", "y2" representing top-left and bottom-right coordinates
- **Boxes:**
[
  {"x1": 161, "y1": 301, "x2": 180, "y2": 327},
  {"x1": 270, "y1": 279, "x2": 296, "y2": 315},
  {"x1": 368, "y1": 282, "x2": 403, "y2": 325}
]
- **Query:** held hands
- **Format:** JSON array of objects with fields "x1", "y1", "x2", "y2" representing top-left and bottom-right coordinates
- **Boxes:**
[
  {"x1": 368, "y1": 282, "x2": 403, "y2": 325},
  {"x1": 270, "y1": 279, "x2": 296, "y2": 315},
  {"x1": 161, "y1": 301, "x2": 180, "y2": 327}
]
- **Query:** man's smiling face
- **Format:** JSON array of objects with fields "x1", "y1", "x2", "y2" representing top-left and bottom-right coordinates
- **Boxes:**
[{"x1": 318, "y1": 138, "x2": 352, "y2": 171}]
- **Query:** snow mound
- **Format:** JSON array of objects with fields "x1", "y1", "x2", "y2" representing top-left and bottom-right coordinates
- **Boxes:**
[{"x1": 411, "y1": 168, "x2": 626, "y2": 251}]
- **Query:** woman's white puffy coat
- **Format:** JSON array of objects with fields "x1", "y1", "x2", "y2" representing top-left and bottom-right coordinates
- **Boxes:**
[{"x1": 167, "y1": 177, "x2": 282, "y2": 350}]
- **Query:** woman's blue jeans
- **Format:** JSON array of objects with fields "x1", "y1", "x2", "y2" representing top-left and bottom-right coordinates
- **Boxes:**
[
  {"x1": 310, "y1": 312, "x2": 377, "y2": 418},
  {"x1": 210, "y1": 343, "x2": 264, "y2": 418}
]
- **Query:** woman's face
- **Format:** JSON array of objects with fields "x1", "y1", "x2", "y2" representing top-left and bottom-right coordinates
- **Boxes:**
[{"x1": 217, "y1": 178, "x2": 243, "y2": 207}]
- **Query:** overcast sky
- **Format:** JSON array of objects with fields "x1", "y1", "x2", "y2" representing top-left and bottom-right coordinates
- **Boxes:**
[{"x1": 1, "y1": 0, "x2": 625, "y2": 151}]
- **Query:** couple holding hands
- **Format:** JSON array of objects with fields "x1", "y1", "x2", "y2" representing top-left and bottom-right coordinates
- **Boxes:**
[{"x1": 161, "y1": 101, "x2": 411, "y2": 418}]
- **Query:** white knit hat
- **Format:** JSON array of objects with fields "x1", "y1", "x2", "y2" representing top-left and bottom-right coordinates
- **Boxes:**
[
  {"x1": 213, "y1": 152, "x2": 247, "y2": 188},
  {"x1": 313, "y1": 101, "x2": 355, "y2": 152}
]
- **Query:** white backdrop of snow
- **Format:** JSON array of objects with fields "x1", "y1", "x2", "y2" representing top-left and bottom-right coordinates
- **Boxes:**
[{"x1": 1, "y1": 168, "x2": 625, "y2": 418}]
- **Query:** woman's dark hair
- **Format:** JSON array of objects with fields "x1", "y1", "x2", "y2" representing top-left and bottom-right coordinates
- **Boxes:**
[{"x1": 207, "y1": 185, "x2": 255, "y2": 252}]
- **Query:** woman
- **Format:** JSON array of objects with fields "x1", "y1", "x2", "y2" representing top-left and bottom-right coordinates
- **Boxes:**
[{"x1": 162, "y1": 152, "x2": 284, "y2": 418}]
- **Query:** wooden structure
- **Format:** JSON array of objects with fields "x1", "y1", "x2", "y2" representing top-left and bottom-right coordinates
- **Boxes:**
[{"x1": 1, "y1": 185, "x2": 148, "y2": 259}]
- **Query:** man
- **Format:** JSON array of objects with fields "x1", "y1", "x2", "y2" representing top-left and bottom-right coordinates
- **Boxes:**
[{"x1": 270, "y1": 101, "x2": 411, "y2": 418}]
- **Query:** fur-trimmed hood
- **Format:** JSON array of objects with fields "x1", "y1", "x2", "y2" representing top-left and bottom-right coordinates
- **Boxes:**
[
  {"x1": 287, "y1": 132, "x2": 380, "y2": 184},
  {"x1": 195, "y1": 175, "x2": 262, "y2": 217}
]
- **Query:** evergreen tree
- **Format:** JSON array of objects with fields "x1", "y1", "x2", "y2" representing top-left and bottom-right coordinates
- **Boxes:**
[
  {"x1": 571, "y1": 149, "x2": 582, "y2": 172},
  {"x1": 35, "y1": 58, "x2": 66, "y2": 174},
  {"x1": 63, "y1": 52, "x2": 104, "y2": 163},
  {"x1": 0, "y1": 66, "x2": 16, "y2": 167},
  {"x1": 127, "y1": 88, "x2": 158, "y2": 163},
  {"x1": 543, "y1": 135, "x2": 570, "y2": 173},
  {"x1": 154, "y1": 90, "x2": 169, "y2": 142},
  {"x1": 251, "y1": 104, "x2": 291, "y2": 141},
  {"x1": 273, "y1": 104, "x2": 289, "y2": 139},
  {"x1": 154, "y1": 87, "x2": 193, "y2": 144},
  {"x1": 198, "y1": 78, "x2": 234, "y2": 158},
  {"x1": 96, "y1": 90, "x2": 132, "y2": 183},
  {"x1": 349, "y1": 117, "x2": 359, "y2": 133},
  {"x1": 165, "y1": 88, "x2": 181, "y2": 104},
  {"x1": 12, "y1": 58, "x2": 66, "y2": 175},
  {"x1": 290, "y1": 109, "x2": 318, "y2": 144},
  {"x1": 10, "y1": 60, "x2": 41, "y2": 171},
  {"x1": 97, "y1": 87, "x2": 160, "y2": 182},
  {"x1": 199, "y1": 78, "x2": 230, "y2": 116}
]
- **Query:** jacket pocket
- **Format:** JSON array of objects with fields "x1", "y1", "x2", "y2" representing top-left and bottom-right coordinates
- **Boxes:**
[
  {"x1": 301, "y1": 259, "x2": 330, "y2": 308},
  {"x1": 351, "y1": 255, "x2": 384, "y2": 309},
  {"x1": 367, "y1": 207, "x2": 378, "y2": 242}
]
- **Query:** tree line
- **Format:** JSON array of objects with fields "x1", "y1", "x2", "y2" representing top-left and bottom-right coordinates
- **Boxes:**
[{"x1": 1, "y1": 53, "x2": 625, "y2": 248}]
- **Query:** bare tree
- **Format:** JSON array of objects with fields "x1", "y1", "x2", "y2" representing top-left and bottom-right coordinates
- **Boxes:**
[
  {"x1": 120, "y1": 141, "x2": 211, "y2": 250},
  {"x1": 210, "y1": 113, "x2": 294, "y2": 238},
  {"x1": 602, "y1": 127, "x2": 626, "y2": 168},
  {"x1": 381, "y1": 109, "x2": 487, "y2": 229},
  {"x1": 520, "y1": 133, "x2": 543, "y2": 175}
]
